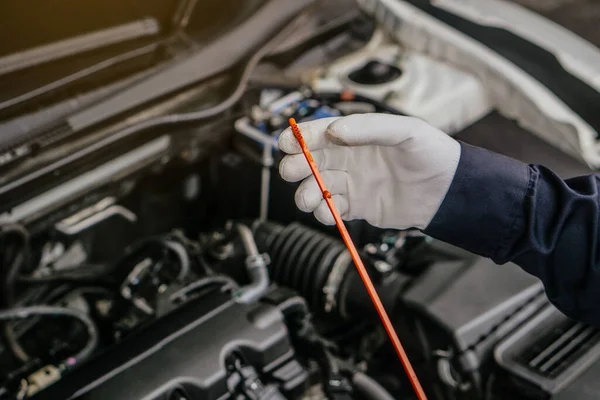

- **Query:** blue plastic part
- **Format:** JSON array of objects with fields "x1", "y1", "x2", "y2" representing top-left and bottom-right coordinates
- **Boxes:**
[
  {"x1": 245, "y1": 101, "x2": 341, "y2": 154},
  {"x1": 256, "y1": 122, "x2": 268, "y2": 133}
]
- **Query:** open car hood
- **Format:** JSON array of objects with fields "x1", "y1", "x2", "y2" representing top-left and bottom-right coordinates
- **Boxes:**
[
  {"x1": 0, "y1": 0, "x2": 312, "y2": 160},
  {"x1": 0, "y1": 0, "x2": 265, "y2": 103}
]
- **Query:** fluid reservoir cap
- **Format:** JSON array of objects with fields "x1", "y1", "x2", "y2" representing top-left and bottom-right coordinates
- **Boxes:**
[{"x1": 347, "y1": 60, "x2": 402, "y2": 85}]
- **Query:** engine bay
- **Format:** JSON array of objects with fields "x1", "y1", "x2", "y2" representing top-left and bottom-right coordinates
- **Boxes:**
[{"x1": 1, "y1": 1, "x2": 600, "y2": 400}]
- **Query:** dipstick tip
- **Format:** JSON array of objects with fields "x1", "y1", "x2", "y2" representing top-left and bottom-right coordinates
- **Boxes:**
[{"x1": 288, "y1": 118, "x2": 303, "y2": 142}]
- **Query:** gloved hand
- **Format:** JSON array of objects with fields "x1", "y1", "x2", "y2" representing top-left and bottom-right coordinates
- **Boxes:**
[{"x1": 277, "y1": 113, "x2": 461, "y2": 230}]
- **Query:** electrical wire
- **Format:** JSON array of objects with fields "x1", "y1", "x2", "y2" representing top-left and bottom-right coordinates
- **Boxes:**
[
  {"x1": 264, "y1": 10, "x2": 361, "y2": 67},
  {"x1": 100, "y1": 11, "x2": 305, "y2": 125},
  {"x1": 288, "y1": 118, "x2": 428, "y2": 400},
  {"x1": 0, "y1": 305, "x2": 98, "y2": 367},
  {"x1": 8, "y1": 286, "x2": 112, "y2": 361}
]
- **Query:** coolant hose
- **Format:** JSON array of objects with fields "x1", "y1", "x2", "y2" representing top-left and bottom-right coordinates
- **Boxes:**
[
  {"x1": 352, "y1": 372, "x2": 396, "y2": 400},
  {"x1": 232, "y1": 223, "x2": 270, "y2": 304},
  {"x1": 236, "y1": 223, "x2": 260, "y2": 256}
]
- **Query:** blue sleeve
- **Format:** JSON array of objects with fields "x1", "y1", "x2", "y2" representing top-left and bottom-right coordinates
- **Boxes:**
[{"x1": 424, "y1": 142, "x2": 600, "y2": 328}]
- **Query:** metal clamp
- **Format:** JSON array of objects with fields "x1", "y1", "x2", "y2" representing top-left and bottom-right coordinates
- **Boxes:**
[
  {"x1": 245, "y1": 253, "x2": 271, "y2": 269},
  {"x1": 322, "y1": 250, "x2": 352, "y2": 314}
]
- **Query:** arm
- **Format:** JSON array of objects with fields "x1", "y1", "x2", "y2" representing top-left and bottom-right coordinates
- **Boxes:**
[
  {"x1": 277, "y1": 114, "x2": 600, "y2": 328},
  {"x1": 425, "y1": 142, "x2": 600, "y2": 327}
]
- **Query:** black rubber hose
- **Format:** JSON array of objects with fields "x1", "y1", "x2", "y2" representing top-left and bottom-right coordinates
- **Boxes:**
[
  {"x1": 252, "y1": 221, "x2": 404, "y2": 320},
  {"x1": 352, "y1": 372, "x2": 396, "y2": 400},
  {"x1": 253, "y1": 221, "x2": 346, "y2": 312},
  {"x1": 0, "y1": 305, "x2": 98, "y2": 367},
  {"x1": 0, "y1": 224, "x2": 30, "y2": 363},
  {"x1": 0, "y1": 224, "x2": 29, "y2": 307}
]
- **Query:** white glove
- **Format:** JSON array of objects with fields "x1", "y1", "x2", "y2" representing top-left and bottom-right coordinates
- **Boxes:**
[{"x1": 277, "y1": 113, "x2": 461, "y2": 230}]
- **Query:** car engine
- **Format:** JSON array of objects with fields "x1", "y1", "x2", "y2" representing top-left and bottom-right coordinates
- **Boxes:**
[{"x1": 1, "y1": 1, "x2": 600, "y2": 400}]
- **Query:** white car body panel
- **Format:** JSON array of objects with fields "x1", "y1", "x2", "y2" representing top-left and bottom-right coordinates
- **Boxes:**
[
  {"x1": 432, "y1": 0, "x2": 600, "y2": 93},
  {"x1": 309, "y1": 30, "x2": 492, "y2": 134},
  {"x1": 357, "y1": 0, "x2": 600, "y2": 168}
]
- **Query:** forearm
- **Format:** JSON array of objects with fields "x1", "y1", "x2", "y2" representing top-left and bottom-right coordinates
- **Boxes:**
[{"x1": 424, "y1": 142, "x2": 600, "y2": 327}]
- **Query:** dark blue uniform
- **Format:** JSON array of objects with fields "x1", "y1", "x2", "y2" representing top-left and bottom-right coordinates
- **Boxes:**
[{"x1": 424, "y1": 142, "x2": 600, "y2": 328}]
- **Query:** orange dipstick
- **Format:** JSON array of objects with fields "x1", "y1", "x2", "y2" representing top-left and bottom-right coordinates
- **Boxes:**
[{"x1": 288, "y1": 118, "x2": 429, "y2": 400}]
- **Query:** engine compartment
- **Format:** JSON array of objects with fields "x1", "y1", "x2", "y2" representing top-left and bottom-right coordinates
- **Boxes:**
[{"x1": 1, "y1": 2, "x2": 600, "y2": 400}]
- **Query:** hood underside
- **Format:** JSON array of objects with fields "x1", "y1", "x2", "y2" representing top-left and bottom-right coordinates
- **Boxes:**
[{"x1": 511, "y1": 0, "x2": 600, "y2": 48}]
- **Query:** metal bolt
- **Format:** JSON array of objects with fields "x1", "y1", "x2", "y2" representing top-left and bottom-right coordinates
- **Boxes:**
[{"x1": 374, "y1": 260, "x2": 392, "y2": 273}]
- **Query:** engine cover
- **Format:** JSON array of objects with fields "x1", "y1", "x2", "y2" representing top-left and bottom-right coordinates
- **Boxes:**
[
  {"x1": 31, "y1": 287, "x2": 307, "y2": 400},
  {"x1": 495, "y1": 304, "x2": 600, "y2": 399},
  {"x1": 402, "y1": 255, "x2": 546, "y2": 383}
]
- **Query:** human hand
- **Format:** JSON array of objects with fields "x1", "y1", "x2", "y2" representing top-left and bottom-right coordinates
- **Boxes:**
[{"x1": 277, "y1": 113, "x2": 461, "y2": 230}]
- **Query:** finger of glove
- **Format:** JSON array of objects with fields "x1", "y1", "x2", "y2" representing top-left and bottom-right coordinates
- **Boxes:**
[
  {"x1": 277, "y1": 117, "x2": 342, "y2": 154},
  {"x1": 314, "y1": 195, "x2": 349, "y2": 226},
  {"x1": 327, "y1": 113, "x2": 424, "y2": 147},
  {"x1": 279, "y1": 147, "x2": 350, "y2": 182},
  {"x1": 295, "y1": 170, "x2": 349, "y2": 212}
]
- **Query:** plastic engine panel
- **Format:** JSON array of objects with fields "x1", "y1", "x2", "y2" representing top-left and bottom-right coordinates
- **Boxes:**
[{"x1": 30, "y1": 286, "x2": 305, "y2": 400}]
